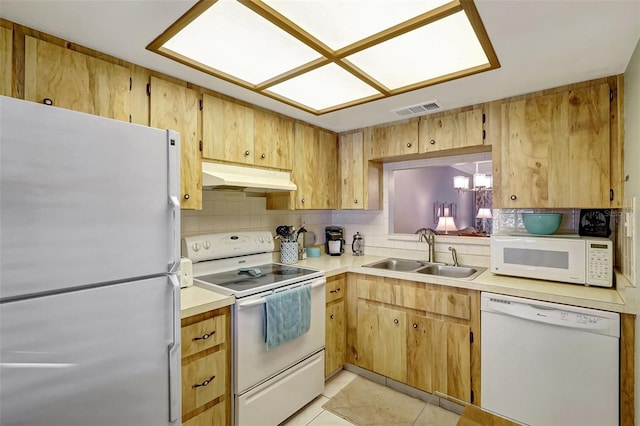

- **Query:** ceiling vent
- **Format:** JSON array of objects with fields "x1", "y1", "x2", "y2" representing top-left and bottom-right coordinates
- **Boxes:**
[{"x1": 393, "y1": 100, "x2": 441, "y2": 117}]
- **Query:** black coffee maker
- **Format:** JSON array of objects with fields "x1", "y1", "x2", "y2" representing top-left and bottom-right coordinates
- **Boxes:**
[{"x1": 325, "y1": 226, "x2": 345, "y2": 256}]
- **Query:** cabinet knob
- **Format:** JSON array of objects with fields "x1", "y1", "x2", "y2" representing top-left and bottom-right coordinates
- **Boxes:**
[
  {"x1": 510, "y1": 195, "x2": 517, "y2": 200},
  {"x1": 394, "y1": 318, "x2": 399, "y2": 324},
  {"x1": 429, "y1": 139, "x2": 436, "y2": 145},
  {"x1": 193, "y1": 331, "x2": 216, "y2": 341},
  {"x1": 353, "y1": 199, "x2": 358, "y2": 204},
  {"x1": 184, "y1": 193, "x2": 190, "y2": 200},
  {"x1": 245, "y1": 150, "x2": 250, "y2": 156},
  {"x1": 301, "y1": 198, "x2": 305, "y2": 203},
  {"x1": 43, "y1": 98, "x2": 53, "y2": 106},
  {"x1": 330, "y1": 314, "x2": 335, "y2": 320},
  {"x1": 261, "y1": 153, "x2": 266, "y2": 159},
  {"x1": 192, "y1": 375, "x2": 216, "y2": 388},
  {"x1": 413, "y1": 323, "x2": 418, "y2": 329},
  {"x1": 406, "y1": 143, "x2": 412, "y2": 148}
]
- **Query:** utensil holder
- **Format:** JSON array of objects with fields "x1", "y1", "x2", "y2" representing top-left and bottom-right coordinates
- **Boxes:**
[{"x1": 280, "y1": 242, "x2": 298, "y2": 264}]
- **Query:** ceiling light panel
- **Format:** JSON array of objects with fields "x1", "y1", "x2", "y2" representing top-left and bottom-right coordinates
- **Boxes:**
[
  {"x1": 162, "y1": 0, "x2": 322, "y2": 85},
  {"x1": 266, "y1": 63, "x2": 381, "y2": 111},
  {"x1": 262, "y1": 0, "x2": 451, "y2": 50},
  {"x1": 346, "y1": 11, "x2": 489, "y2": 90}
]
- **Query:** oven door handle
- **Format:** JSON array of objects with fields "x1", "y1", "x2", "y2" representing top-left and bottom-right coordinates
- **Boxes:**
[{"x1": 237, "y1": 279, "x2": 326, "y2": 310}]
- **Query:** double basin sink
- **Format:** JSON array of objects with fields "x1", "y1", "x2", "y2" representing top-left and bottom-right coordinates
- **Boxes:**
[{"x1": 362, "y1": 258, "x2": 486, "y2": 280}]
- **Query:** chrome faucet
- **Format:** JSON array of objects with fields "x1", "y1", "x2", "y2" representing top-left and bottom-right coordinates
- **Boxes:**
[
  {"x1": 448, "y1": 246, "x2": 459, "y2": 267},
  {"x1": 415, "y1": 228, "x2": 437, "y2": 262}
]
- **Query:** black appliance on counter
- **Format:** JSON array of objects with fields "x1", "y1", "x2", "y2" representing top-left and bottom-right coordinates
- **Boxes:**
[{"x1": 325, "y1": 226, "x2": 345, "y2": 256}]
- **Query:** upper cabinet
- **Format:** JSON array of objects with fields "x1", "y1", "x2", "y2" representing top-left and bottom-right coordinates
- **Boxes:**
[
  {"x1": 149, "y1": 77, "x2": 201, "y2": 210},
  {"x1": 202, "y1": 95, "x2": 254, "y2": 164},
  {"x1": 24, "y1": 37, "x2": 130, "y2": 121},
  {"x1": 202, "y1": 95, "x2": 294, "y2": 170},
  {"x1": 494, "y1": 82, "x2": 615, "y2": 208},
  {"x1": 1, "y1": 26, "x2": 11, "y2": 96},
  {"x1": 367, "y1": 120, "x2": 418, "y2": 160},
  {"x1": 339, "y1": 132, "x2": 364, "y2": 209},
  {"x1": 267, "y1": 123, "x2": 338, "y2": 210},
  {"x1": 253, "y1": 109, "x2": 294, "y2": 170},
  {"x1": 418, "y1": 108, "x2": 484, "y2": 153}
]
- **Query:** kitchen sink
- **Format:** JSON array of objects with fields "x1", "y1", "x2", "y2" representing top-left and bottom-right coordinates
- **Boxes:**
[
  {"x1": 363, "y1": 257, "x2": 486, "y2": 280},
  {"x1": 362, "y1": 258, "x2": 428, "y2": 272},
  {"x1": 415, "y1": 264, "x2": 485, "y2": 280}
]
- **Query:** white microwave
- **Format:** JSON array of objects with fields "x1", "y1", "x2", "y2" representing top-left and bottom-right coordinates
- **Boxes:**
[{"x1": 490, "y1": 235, "x2": 613, "y2": 287}]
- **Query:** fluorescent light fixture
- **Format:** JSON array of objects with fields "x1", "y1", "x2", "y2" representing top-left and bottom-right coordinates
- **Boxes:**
[
  {"x1": 267, "y1": 63, "x2": 382, "y2": 111},
  {"x1": 148, "y1": 0, "x2": 499, "y2": 115}
]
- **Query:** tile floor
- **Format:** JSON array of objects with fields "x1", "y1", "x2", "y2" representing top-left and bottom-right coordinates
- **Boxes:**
[{"x1": 281, "y1": 370, "x2": 460, "y2": 426}]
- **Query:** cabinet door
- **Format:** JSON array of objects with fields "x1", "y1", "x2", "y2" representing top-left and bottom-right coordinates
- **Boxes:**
[
  {"x1": 339, "y1": 131, "x2": 364, "y2": 209},
  {"x1": 1, "y1": 26, "x2": 11, "y2": 97},
  {"x1": 325, "y1": 301, "x2": 346, "y2": 377},
  {"x1": 202, "y1": 94, "x2": 254, "y2": 164},
  {"x1": 440, "y1": 322, "x2": 471, "y2": 403},
  {"x1": 253, "y1": 109, "x2": 294, "y2": 169},
  {"x1": 375, "y1": 305, "x2": 406, "y2": 382},
  {"x1": 419, "y1": 109, "x2": 483, "y2": 153},
  {"x1": 24, "y1": 36, "x2": 130, "y2": 121},
  {"x1": 369, "y1": 121, "x2": 418, "y2": 159},
  {"x1": 182, "y1": 350, "x2": 226, "y2": 415},
  {"x1": 150, "y1": 77, "x2": 201, "y2": 210},
  {"x1": 496, "y1": 84, "x2": 610, "y2": 208},
  {"x1": 406, "y1": 314, "x2": 441, "y2": 393},
  {"x1": 294, "y1": 124, "x2": 338, "y2": 209}
]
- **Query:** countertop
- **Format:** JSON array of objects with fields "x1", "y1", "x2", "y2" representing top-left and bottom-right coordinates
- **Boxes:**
[{"x1": 181, "y1": 253, "x2": 636, "y2": 316}]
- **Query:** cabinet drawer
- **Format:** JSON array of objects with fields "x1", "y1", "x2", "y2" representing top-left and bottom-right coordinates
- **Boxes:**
[
  {"x1": 182, "y1": 314, "x2": 226, "y2": 358},
  {"x1": 182, "y1": 402, "x2": 225, "y2": 426},
  {"x1": 182, "y1": 350, "x2": 226, "y2": 414},
  {"x1": 326, "y1": 276, "x2": 345, "y2": 303}
]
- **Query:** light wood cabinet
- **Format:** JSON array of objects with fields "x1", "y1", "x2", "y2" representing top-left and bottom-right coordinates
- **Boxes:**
[
  {"x1": 419, "y1": 108, "x2": 484, "y2": 153},
  {"x1": 339, "y1": 131, "x2": 364, "y2": 209},
  {"x1": 202, "y1": 95, "x2": 294, "y2": 170},
  {"x1": 24, "y1": 36, "x2": 130, "y2": 121},
  {"x1": 1, "y1": 25, "x2": 11, "y2": 97},
  {"x1": 348, "y1": 274, "x2": 479, "y2": 404},
  {"x1": 181, "y1": 307, "x2": 230, "y2": 426},
  {"x1": 494, "y1": 83, "x2": 613, "y2": 208},
  {"x1": 253, "y1": 109, "x2": 294, "y2": 170},
  {"x1": 325, "y1": 275, "x2": 346, "y2": 377},
  {"x1": 367, "y1": 120, "x2": 418, "y2": 159},
  {"x1": 149, "y1": 76, "x2": 201, "y2": 210},
  {"x1": 267, "y1": 123, "x2": 338, "y2": 210},
  {"x1": 202, "y1": 95, "x2": 254, "y2": 164}
]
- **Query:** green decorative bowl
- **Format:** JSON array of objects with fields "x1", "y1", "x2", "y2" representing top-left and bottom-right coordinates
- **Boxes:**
[{"x1": 522, "y1": 213, "x2": 563, "y2": 235}]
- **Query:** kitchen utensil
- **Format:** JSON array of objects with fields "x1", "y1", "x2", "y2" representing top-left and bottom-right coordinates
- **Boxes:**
[
  {"x1": 352, "y1": 232, "x2": 364, "y2": 256},
  {"x1": 522, "y1": 213, "x2": 563, "y2": 235}
]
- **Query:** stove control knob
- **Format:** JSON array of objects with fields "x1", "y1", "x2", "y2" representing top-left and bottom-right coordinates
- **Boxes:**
[
  {"x1": 192, "y1": 243, "x2": 201, "y2": 251},
  {"x1": 258, "y1": 237, "x2": 264, "y2": 243},
  {"x1": 203, "y1": 241, "x2": 211, "y2": 250},
  {"x1": 266, "y1": 236, "x2": 272, "y2": 244}
]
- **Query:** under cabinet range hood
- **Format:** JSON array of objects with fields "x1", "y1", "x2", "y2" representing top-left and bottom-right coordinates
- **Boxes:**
[{"x1": 202, "y1": 162, "x2": 296, "y2": 192}]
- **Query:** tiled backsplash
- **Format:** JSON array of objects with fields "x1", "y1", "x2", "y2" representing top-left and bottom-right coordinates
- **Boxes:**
[{"x1": 492, "y1": 209, "x2": 581, "y2": 235}]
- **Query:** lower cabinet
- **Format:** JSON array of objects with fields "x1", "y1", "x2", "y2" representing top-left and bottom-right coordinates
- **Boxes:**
[
  {"x1": 347, "y1": 274, "x2": 480, "y2": 404},
  {"x1": 181, "y1": 306, "x2": 231, "y2": 425},
  {"x1": 325, "y1": 275, "x2": 346, "y2": 377}
]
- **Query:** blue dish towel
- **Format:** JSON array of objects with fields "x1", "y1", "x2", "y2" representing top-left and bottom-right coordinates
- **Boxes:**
[{"x1": 264, "y1": 285, "x2": 311, "y2": 350}]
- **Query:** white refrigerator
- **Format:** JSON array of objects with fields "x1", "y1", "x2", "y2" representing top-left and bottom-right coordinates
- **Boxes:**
[{"x1": 0, "y1": 96, "x2": 182, "y2": 426}]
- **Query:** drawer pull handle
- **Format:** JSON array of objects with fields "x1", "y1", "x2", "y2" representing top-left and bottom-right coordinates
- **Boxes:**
[
  {"x1": 193, "y1": 375, "x2": 216, "y2": 388},
  {"x1": 193, "y1": 331, "x2": 216, "y2": 341},
  {"x1": 330, "y1": 314, "x2": 335, "y2": 319},
  {"x1": 330, "y1": 288, "x2": 341, "y2": 294}
]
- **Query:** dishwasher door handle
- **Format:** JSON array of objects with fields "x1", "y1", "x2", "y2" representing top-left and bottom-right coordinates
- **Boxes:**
[{"x1": 486, "y1": 299, "x2": 610, "y2": 331}]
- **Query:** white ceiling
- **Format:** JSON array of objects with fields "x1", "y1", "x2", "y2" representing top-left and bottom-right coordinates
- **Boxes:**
[{"x1": 2, "y1": 0, "x2": 639, "y2": 133}]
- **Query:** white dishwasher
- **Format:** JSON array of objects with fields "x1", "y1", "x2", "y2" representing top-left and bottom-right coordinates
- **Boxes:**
[{"x1": 481, "y1": 292, "x2": 620, "y2": 426}]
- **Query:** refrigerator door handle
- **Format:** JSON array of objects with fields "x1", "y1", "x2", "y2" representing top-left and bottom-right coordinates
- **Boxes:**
[
  {"x1": 168, "y1": 274, "x2": 181, "y2": 422},
  {"x1": 167, "y1": 131, "x2": 180, "y2": 273}
]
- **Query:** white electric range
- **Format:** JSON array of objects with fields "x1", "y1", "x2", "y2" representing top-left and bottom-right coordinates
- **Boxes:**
[{"x1": 182, "y1": 231, "x2": 326, "y2": 426}]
